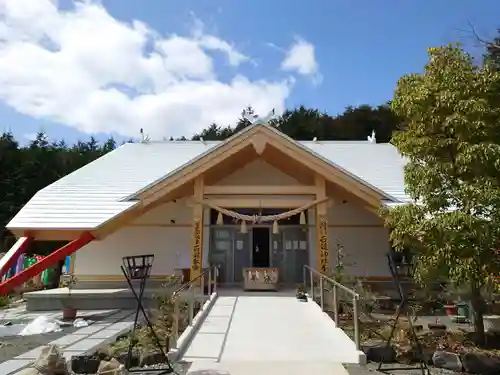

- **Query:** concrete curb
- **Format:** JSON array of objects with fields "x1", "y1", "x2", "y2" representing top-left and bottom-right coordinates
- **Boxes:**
[{"x1": 169, "y1": 292, "x2": 218, "y2": 361}]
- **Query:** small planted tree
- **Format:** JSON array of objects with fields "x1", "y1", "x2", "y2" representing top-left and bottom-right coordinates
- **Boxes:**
[{"x1": 383, "y1": 44, "x2": 500, "y2": 345}]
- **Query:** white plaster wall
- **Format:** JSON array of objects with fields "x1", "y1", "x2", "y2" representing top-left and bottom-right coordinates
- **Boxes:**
[
  {"x1": 328, "y1": 226, "x2": 390, "y2": 277},
  {"x1": 75, "y1": 198, "x2": 211, "y2": 276},
  {"x1": 74, "y1": 226, "x2": 191, "y2": 276},
  {"x1": 308, "y1": 201, "x2": 391, "y2": 278},
  {"x1": 328, "y1": 201, "x2": 382, "y2": 226},
  {"x1": 216, "y1": 159, "x2": 301, "y2": 185}
]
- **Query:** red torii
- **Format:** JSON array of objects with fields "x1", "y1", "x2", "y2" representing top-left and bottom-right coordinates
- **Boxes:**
[{"x1": 0, "y1": 232, "x2": 94, "y2": 295}]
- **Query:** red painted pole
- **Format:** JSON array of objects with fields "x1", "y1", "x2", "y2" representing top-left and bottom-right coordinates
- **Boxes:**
[
  {"x1": 0, "y1": 236, "x2": 33, "y2": 279},
  {"x1": 0, "y1": 232, "x2": 94, "y2": 295}
]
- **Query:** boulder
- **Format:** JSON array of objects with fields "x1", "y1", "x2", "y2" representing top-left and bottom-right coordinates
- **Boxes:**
[
  {"x1": 461, "y1": 352, "x2": 500, "y2": 375},
  {"x1": 432, "y1": 350, "x2": 463, "y2": 372}
]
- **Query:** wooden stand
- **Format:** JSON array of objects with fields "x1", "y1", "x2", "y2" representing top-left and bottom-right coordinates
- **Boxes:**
[{"x1": 243, "y1": 268, "x2": 278, "y2": 291}]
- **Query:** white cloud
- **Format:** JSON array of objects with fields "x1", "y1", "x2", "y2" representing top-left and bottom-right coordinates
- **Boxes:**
[
  {"x1": 0, "y1": 0, "x2": 293, "y2": 138},
  {"x1": 281, "y1": 37, "x2": 321, "y2": 84}
]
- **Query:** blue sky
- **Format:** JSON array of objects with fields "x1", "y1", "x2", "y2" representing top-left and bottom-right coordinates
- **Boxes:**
[{"x1": 0, "y1": 0, "x2": 498, "y2": 145}]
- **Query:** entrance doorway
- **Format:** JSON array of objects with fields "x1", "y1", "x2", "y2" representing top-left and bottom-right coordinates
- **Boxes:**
[{"x1": 252, "y1": 227, "x2": 270, "y2": 267}]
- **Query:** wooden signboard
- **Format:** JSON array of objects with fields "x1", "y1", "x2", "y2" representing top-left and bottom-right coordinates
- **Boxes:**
[
  {"x1": 190, "y1": 218, "x2": 202, "y2": 280},
  {"x1": 318, "y1": 215, "x2": 330, "y2": 274}
]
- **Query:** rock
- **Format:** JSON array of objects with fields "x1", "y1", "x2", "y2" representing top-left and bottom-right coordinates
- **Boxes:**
[
  {"x1": 96, "y1": 347, "x2": 112, "y2": 361},
  {"x1": 361, "y1": 340, "x2": 396, "y2": 363},
  {"x1": 432, "y1": 350, "x2": 463, "y2": 372},
  {"x1": 461, "y1": 352, "x2": 500, "y2": 375},
  {"x1": 98, "y1": 358, "x2": 128, "y2": 375},
  {"x1": 17, "y1": 344, "x2": 69, "y2": 375}
]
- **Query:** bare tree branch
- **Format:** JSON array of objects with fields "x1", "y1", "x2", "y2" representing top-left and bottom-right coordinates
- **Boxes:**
[{"x1": 468, "y1": 21, "x2": 500, "y2": 50}]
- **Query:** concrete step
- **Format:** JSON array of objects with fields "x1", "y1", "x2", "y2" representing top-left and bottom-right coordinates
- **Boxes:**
[{"x1": 187, "y1": 361, "x2": 350, "y2": 375}]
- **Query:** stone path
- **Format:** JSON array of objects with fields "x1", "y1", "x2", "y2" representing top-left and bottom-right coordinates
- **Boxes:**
[{"x1": 0, "y1": 305, "x2": 135, "y2": 375}]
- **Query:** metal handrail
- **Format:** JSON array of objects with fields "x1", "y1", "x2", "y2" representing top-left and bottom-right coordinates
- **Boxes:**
[
  {"x1": 170, "y1": 265, "x2": 219, "y2": 350},
  {"x1": 173, "y1": 264, "x2": 219, "y2": 297},
  {"x1": 303, "y1": 265, "x2": 360, "y2": 350}
]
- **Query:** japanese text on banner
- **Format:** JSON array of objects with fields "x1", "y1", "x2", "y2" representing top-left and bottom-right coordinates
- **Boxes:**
[
  {"x1": 191, "y1": 219, "x2": 202, "y2": 276},
  {"x1": 318, "y1": 215, "x2": 329, "y2": 274}
]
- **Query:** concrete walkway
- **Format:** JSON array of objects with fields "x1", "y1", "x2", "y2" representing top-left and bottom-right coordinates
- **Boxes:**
[
  {"x1": 182, "y1": 296, "x2": 236, "y2": 362},
  {"x1": 181, "y1": 295, "x2": 364, "y2": 374}
]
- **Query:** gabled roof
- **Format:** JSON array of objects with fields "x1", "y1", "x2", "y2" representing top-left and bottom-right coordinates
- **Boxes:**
[{"x1": 7, "y1": 123, "x2": 408, "y2": 231}]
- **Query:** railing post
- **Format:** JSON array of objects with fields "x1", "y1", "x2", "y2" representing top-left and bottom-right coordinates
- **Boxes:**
[
  {"x1": 188, "y1": 286, "x2": 194, "y2": 325},
  {"x1": 214, "y1": 266, "x2": 218, "y2": 293},
  {"x1": 303, "y1": 266, "x2": 306, "y2": 287},
  {"x1": 309, "y1": 270, "x2": 314, "y2": 300},
  {"x1": 171, "y1": 296, "x2": 180, "y2": 349},
  {"x1": 208, "y1": 268, "x2": 212, "y2": 296},
  {"x1": 352, "y1": 294, "x2": 360, "y2": 350},
  {"x1": 319, "y1": 277, "x2": 324, "y2": 310},
  {"x1": 201, "y1": 273, "x2": 205, "y2": 297},
  {"x1": 333, "y1": 285, "x2": 339, "y2": 325}
]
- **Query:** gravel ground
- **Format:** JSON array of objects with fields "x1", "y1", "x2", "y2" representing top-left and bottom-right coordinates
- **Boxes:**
[
  {"x1": 0, "y1": 326, "x2": 80, "y2": 363},
  {"x1": 345, "y1": 362, "x2": 460, "y2": 375},
  {"x1": 132, "y1": 361, "x2": 192, "y2": 375},
  {"x1": 0, "y1": 307, "x2": 126, "y2": 364}
]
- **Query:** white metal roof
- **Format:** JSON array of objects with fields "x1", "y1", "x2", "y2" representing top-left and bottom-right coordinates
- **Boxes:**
[
  {"x1": 302, "y1": 141, "x2": 408, "y2": 202},
  {"x1": 7, "y1": 126, "x2": 409, "y2": 230},
  {"x1": 7, "y1": 141, "x2": 219, "y2": 229}
]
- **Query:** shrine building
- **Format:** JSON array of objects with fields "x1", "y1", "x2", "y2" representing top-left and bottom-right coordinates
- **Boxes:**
[{"x1": 6, "y1": 123, "x2": 408, "y2": 288}]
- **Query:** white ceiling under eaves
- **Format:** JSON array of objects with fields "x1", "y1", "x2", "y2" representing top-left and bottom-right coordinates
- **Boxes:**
[{"x1": 7, "y1": 138, "x2": 409, "y2": 230}]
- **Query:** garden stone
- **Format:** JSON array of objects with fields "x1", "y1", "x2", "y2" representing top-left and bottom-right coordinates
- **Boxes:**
[
  {"x1": 361, "y1": 339, "x2": 396, "y2": 363},
  {"x1": 432, "y1": 350, "x2": 463, "y2": 372},
  {"x1": 98, "y1": 358, "x2": 128, "y2": 375},
  {"x1": 97, "y1": 346, "x2": 112, "y2": 361},
  {"x1": 461, "y1": 352, "x2": 500, "y2": 375},
  {"x1": 17, "y1": 344, "x2": 69, "y2": 375}
]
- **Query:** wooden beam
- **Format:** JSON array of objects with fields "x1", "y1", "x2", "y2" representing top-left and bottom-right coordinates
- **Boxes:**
[
  {"x1": 20, "y1": 230, "x2": 86, "y2": 241},
  {"x1": 205, "y1": 198, "x2": 313, "y2": 209},
  {"x1": 190, "y1": 176, "x2": 204, "y2": 282},
  {"x1": 139, "y1": 138, "x2": 258, "y2": 205},
  {"x1": 315, "y1": 175, "x2": 330, "y2": 274},
  {"x1": 92, "y1": 204, "x2": 145, "y2": 240},
  {"x1": 204, "y1": 185, "x2": 316, "y2": 195},
  {"x1": 137, "y1": 126, "x2": 385, "y2": 211}
]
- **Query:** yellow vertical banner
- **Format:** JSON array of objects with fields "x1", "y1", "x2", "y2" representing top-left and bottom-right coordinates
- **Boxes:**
[
  {"x1": 317, "y1": 214, "x2": 329, "y2": 274},
  {"x1": 190, "y1": 216, "x2": 203, "y2": 280}
]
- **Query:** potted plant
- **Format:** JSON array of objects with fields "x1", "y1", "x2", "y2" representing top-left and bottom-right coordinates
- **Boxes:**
[
  {"x1": 296, "y1": 284, "x2": 307, "y2": 302},
  {"x1": 59, "y1": 274, "x2": 78, "y2": 320}
]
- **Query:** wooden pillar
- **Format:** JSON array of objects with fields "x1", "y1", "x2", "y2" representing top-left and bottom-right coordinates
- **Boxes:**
[
  {"x1": 315, "y1": 175, "x2": 330, "y2": 274},
  {"x1": 190, "y1": 176, "x2": 205, "y2": 281}
]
